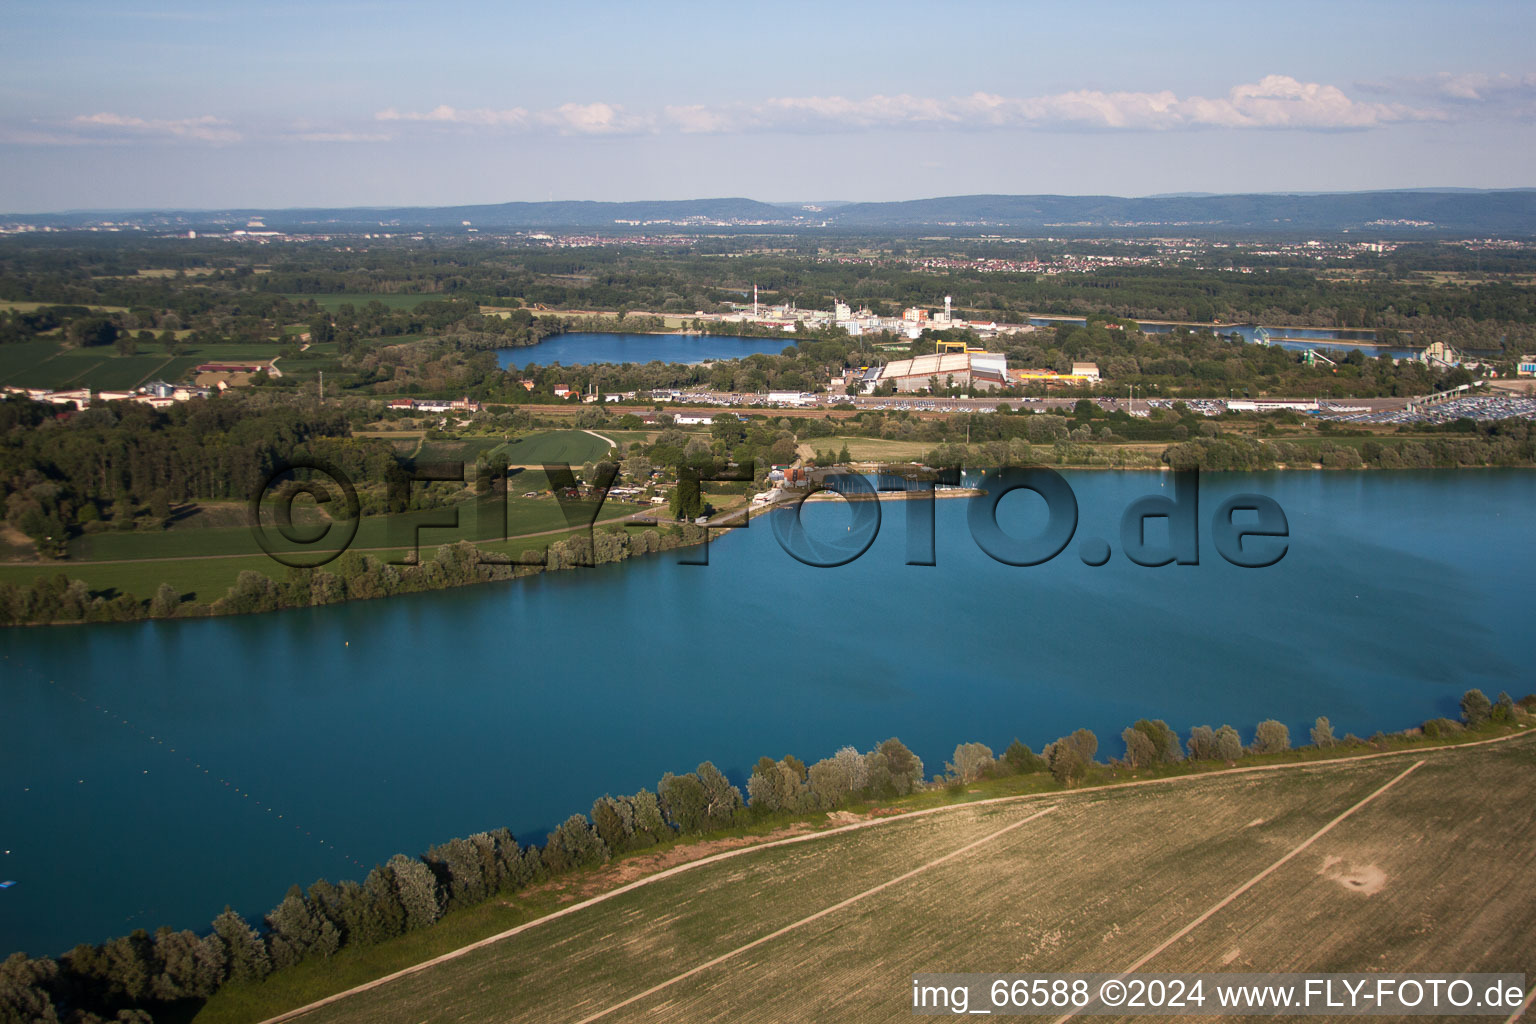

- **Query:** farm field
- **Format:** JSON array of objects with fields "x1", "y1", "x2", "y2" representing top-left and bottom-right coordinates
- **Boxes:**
[
  {"x1": 0, "y1": 518, "x2": 649, "y2": 605},
  {"x1": 264, "y1": 736, "x2": 1536, "y2": 1024},
  {"x1": 0, "y1": 339, "x2": 70, "y2": 383},
  {"x1": 494, "y1": 429, "x2": 616, "y2": 465},
  {"x1": 0, "y1": 300, "x2": 129, "y2": 313},
  {"x1": 599, "y1": 429, "x2": 660, "y2": 447},
  {"x1": 0, "y1": 554, "x2": 282, "y2": 605},
  {"x1": 0, "y1": 339, "x2": 301, "y2": 389},
  {"x1": 64, "y1": 494, "x2": 635, "y2": 562},
  {"x1": 282, "y1": 293, "x2": 438, "y2": 312},
  {"x1": 823, "y1": 435, "x2": 936, "y2": 462}
]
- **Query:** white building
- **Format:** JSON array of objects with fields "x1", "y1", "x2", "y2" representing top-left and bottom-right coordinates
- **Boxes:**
[{"x1": 876, "y1": 352, "x2": 1008, "y2": 393}]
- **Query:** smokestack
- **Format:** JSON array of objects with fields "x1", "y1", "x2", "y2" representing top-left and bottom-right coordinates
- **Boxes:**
[{"x1": 754, "y1": 284, "x2": 759, "y2": 318}]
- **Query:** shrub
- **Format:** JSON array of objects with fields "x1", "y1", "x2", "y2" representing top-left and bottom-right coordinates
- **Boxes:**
[
  {"x1": 1460, "y1": 689, "x2": 1492, "y2": 727},
  {"x1": 1213, "y1": 725, "x2": 1244, "y2": 761},
  {"x1": 1003, "y1": 738, "x2": 1046, "y2": 774},
  {"x1": 1421, "y1": 717, "x2": 1462, "y2": 739},
  {"x1": 1187, "y1": 725, "x2": 1218, "y2": 760},
  {"x1": 947, "y1": 742, "x2": 995, "y2": 784},
  {"x1": 1250, "y1": 720, "x2": 1290, "y2": 755},
  {"x1": 1046, "y1": 729, "x2": 1097, "y2": 784}
]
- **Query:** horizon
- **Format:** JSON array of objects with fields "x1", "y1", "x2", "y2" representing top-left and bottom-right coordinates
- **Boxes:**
[{"x1": 10, "y1": 185, "x2": 1536, "y2": 219}]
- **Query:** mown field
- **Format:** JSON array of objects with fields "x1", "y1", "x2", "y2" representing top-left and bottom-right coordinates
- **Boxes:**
[
  {"x1": 494, "y1": 429, "x2": 615, "y2": 465},
  {"x1": 249, "y1": 736, "x2": 1536, "y2": 1024},
  {"x1": 0, "y1": 339, "x2": 309, "y2": 390},
  {"x1": 281, "y1": 293, "x2": 436, "y2": 312},
  {"x1": 62, "y1": 493, "x2": 634, "y2": 561},
  {"x1": 823, "y1": 435, "x2": 936, "y2": 462},
  {"x1": 0, "y1": 521, "x2": 636, "y2": 605}
]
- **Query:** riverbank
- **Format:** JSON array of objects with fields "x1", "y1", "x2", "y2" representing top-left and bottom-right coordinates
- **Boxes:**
[
  {"x1": 186, "y1": 720, "x2": 1536, "y2": 1024},
  {"x1": 5, "y1": 469, "x2": 1532, "y2": 977}
]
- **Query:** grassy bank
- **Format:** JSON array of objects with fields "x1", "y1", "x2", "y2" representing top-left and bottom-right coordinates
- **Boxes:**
[{"x1": 191, "y1": 721, "x2": 1533, "y2": 1024}]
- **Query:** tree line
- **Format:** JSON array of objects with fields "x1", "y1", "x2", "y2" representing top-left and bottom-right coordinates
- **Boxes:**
[
  {"x1": 4, "y1": 690, "x2": 1529, "y2": 1021},
  {"x1": 0, "y1": 524, "x2": 701, "y2": 627}
]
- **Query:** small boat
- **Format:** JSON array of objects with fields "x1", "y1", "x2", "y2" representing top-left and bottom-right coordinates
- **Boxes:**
[{"x1": 0, "y1": 881, "x2": 16, "y2": 889}]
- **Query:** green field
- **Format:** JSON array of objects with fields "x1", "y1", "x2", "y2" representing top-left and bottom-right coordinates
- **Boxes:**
[
  {"x1": 0, "y1": 339, "x2": 296, "y2": 389},
  {"x1": 0, "y1": 555, "x2": 282, "y2": 604},
  {"x1": 0, "y1": 340, "x2": 70, "y2": 383},
  {"x1": 0, "y1": 300, "x2": 128, "y2": 313},
  {"x1": 0, "y1": 512, "x2": 638, "y2": 604},
  {"x1": 494, "y1": 429, "x2": 616, "y2": 465},
  {"x1": 64, "y1": 493, "x2": 633, "y2": 563},
  {"x1": 823, "y1": 435, "x2": 936, "y2": 462},
  {"x1": 600, "y1": 429, "x2": 661, "y2": 448},
  {"x1": 202, "y1": 735, "x2": 1536, "y2": 1024},
  {"x1": 282, "y1": 293, "x2": 439, "y2": 312}
]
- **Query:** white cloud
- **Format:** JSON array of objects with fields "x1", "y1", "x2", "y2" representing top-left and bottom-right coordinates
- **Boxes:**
[
  {"x1": 377, "y1": 77, "x2": 1439, "y2": 139},
  {"x1": 70, "y1": 112, "x2": 241, "y2": 142},
  {"x1": 290, "y1": 131, "x2": 393, "y2": 143},
  {"x1": 376, "y1": 105, "x2": 530, "y2": 127},
  {"x1": 375, "y1": 102, "x2": 650, "y2": 134},
  {"x1": 1428, "y1": 71, "x2": 1536, "y2": 102}
]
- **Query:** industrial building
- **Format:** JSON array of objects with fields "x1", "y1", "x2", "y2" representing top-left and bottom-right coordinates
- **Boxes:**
[{"x1": 876, "y1": 351, "x2": 1009, "y2": 393}]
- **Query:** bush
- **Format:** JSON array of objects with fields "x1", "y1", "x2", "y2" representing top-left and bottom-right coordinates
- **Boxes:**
[
  {"x1": 1121, "y1": 727, "x2": 1157, "y2": 768},
  {"x1": 1046, "y1": 729, "x2": 1097, "y2": 784},
  {"x1": 1250, "y1": 720, "x2": 1290, "y2": 755},
  {"x1": 1214, "y1": 725, "x2": 1244, "y2": 761},
  {"x1": 1460, "y1": 689, "x2": 1492, "y2": 727},
  {"x1": 1002, "y1": 738, "x2": 1046, "y2": 774},
  {"x1": 1421, "y1": 717, "x2": 1462, "y2": 739},
  {"x1": 947, "y1": 742, "x2": 995, "y2": 784},
  {"x1": 1309, "y1": 716, "x2": 1336, "y2": 748}
]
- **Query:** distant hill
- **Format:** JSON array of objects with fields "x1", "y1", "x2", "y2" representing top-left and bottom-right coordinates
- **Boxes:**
[
  {"x1": 7, "y1": 190, "x2": 1536, "y2": 235},
  {"x1": 821, "y1": 190, "x2": 1536, "y2": 233}
]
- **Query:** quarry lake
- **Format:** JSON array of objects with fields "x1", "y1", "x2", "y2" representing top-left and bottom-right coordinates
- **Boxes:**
[
  {"x1": 2, "y1": 470, "x2": 1533, "y2": 957},
  {"x1": 496, "y1": 331, "x2": 793, "y2": 368}
]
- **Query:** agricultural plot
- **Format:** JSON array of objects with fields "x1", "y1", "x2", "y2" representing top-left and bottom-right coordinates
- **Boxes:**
[
  {"x1": 0, "y1": 340, "x2": 69, "y2": 384},
  {"x1": 282, "y1": 293, "x2": 434, "y2": 312},
  {"x1": 74, "y1": 354, "x2": 179, "y2": 389},
  {"x1": 287, "y1": 738, "x2": 1536, "y2": 1024},
  {"x1": 825, "y1": 435, "x2": 936, "y2": 462},
  {"x1": 0, "y1": 339, "x2": 295, "y2": 389},
  {"x1": 0, "y1": 555, "x2": 278, "y2": 605},
  {"x1": 600, "y1": 429, "x2": 660, "y2": 447},
  {"x1": 495, "y1": 430, "x2": 615, "y2": 466},
  {"x1": 67, "y1": 495, "x2": 632, "y2": 562}
]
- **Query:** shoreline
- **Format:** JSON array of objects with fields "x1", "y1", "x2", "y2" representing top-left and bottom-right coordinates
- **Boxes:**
[{"x1": 4, "y1": 464, "x2": 1531, "y2": 629}]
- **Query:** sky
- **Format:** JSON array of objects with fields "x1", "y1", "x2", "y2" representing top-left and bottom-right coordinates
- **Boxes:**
[{"x1": 1, "y1": 0, "x2": 1533, "y2": 211}]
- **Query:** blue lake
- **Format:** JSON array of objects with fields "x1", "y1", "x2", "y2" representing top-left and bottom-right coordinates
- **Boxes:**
[
  {"x1": 497, "y1": 331, "x2": 795, "y2": 369},
  {"x1": 2, "y1": 470, "x2": 1534, "y2": 956}
]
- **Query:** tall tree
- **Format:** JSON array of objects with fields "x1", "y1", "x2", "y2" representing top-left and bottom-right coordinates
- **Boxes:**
[{"x1": 210, "y1": 908, "x2": 270, "y2": 983}]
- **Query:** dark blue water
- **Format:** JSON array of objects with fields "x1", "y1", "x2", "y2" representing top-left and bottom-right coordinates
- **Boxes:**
[
  {"x1": 2, "y1": 471, "x2": 1533, "y2": 956},
  {"x1": 497, "y1": 331, "x2": 795, "y2": 369}
]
